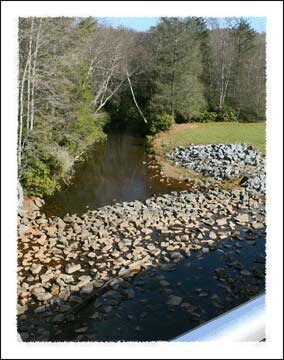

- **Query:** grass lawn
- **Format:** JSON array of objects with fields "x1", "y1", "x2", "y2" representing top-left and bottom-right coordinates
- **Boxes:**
[{"x1": 153, "y1": 122, "x2": 266, "y2": 154}]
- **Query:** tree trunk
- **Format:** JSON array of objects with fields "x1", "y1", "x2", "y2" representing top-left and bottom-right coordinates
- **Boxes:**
[
  {"x1": 18, "y1": 55, "x2": 29, "y2": 167},
  {"x1": 26, "y1": 19, "x2": 34, "y2": 131},
  {"x1": 17, "y1": 181, "x2": 24, "y2": 209},
  {"x1": 30, "y1": 18, "x2": 42, "y2": 131},
  {"x1": 127, "y1": 70, "x2": 147, "y2": 124}
]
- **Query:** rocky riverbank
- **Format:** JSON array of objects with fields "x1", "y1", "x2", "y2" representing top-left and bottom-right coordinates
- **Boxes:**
[
  {"x1": 166, "y1": 143, "x2": 265, "y2": 194},
  {"x1": 17, "y1": 184, "x2": 266, "y2": 341}
]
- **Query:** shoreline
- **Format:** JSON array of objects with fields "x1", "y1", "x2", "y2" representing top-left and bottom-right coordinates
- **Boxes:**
[{"x1": 149, "y1": 122, "x2": 265, "y2": 191}]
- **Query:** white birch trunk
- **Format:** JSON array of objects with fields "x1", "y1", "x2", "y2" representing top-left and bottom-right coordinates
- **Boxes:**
[
  {"x1": 30, "y1": 18, "x2": 42, "y2": 131},
  {"x1": 26, "y1": 19, "x2": 34, "y2": 132},
  {"x1": 126, "y1": 70, "x2": 147, "y2": 124},
  {"x1": 18, "y1": 56, "x2": 29, "y2": 167}
]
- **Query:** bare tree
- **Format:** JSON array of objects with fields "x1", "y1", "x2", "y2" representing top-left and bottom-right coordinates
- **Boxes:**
[
  {"x1": 18, "y1": 51, "x2": 28, "y2": 167},
  {"x1": 207, "y1": 18, "x2": 236, "y2": 111},
  {"x1": 126, "y1": 69, "x2": 147, "y2": 123},
  {"x1": 26, "y1": 18, "x2": 34, "y2": 131},
  {"x1": 30, "y1": 18, "x2": 42, "y2": 131},
  {"x1": 18, "y1": 18, "x2": 34, "y2": 166}
]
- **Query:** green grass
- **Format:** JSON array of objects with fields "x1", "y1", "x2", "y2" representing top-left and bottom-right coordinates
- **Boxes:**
[{"x1": 156, "y1": 122, "x2": 266, "y2": 154}]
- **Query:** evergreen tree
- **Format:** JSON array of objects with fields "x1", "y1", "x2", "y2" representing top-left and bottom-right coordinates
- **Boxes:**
[
  {"x1": 229, "y1": 19, "x2": 257, "y2": 117},
  {"x1": 149, "y1": 17, "x2": 207, "y2": 122}
]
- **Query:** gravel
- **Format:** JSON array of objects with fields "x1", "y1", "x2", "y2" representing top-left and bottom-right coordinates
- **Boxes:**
[
  {"x1": 166, "y1": 143, "x2": 265, "y2": 194},
  {"x1": 17, "y1": 184, "x2": 265, "y2": 316}
]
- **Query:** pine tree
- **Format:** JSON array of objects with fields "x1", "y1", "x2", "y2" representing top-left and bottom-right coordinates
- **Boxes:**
[
  {"x1": 149, "y1": 17, "x2": 207, "y2": 122},
  {"x1": 229, "y1": 19, "x2": 257, "y2": 118}
]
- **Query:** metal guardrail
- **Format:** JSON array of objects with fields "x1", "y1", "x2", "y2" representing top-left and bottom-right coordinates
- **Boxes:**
[
  {"x1": 17, "y1": 332, "x2": 22, "y2": 342},
  {"x1": 174, "y1": 294, "x2": 265, "y2": 342}
]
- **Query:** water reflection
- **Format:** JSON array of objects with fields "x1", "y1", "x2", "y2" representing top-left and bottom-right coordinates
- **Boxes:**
[{"x1": 43, "y1": 133, "x2": 188, "y2": 217}]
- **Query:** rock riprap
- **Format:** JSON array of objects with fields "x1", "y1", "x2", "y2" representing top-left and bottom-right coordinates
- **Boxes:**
[
  {"x1": 17, "y1": 186, "x2": 265, "y2": 314},
  {"x1": 166, "y1": 143, "x2": 265, "y2": 194}
]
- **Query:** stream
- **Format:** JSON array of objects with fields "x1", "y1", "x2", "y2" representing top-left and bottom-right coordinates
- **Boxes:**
[
  {"x1": 18, "y1": 133, "x2": 266, "y2": 342},
  {"x1": 42, "y1": 133, "x2": 188, "y2": 217}
]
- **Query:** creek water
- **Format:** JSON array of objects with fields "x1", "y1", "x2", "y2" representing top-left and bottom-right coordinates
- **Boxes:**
[
  {"x1": 27, "y1": 133, "x2": 266, "y2": 342},
  {"x1": 42, "y1": 133, "x2": 188, "y2": 217},
  {"x1": 47, "y1": 229, "x2": 265, "y2": 342}
]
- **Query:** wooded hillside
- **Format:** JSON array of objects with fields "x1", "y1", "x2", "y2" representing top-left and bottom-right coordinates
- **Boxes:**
[{"x1": 18, "y1": 17, "x2": 266, "y2": 197}]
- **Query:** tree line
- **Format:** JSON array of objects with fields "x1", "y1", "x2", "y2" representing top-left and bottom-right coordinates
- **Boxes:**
[{"x1": 18, "y1": 17, "x2": 266, "y2": 197}]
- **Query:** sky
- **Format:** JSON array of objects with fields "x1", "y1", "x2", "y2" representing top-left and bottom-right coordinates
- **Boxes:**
[{"x1": 98, "y1": 17, "x2": 266, "y2": 33}]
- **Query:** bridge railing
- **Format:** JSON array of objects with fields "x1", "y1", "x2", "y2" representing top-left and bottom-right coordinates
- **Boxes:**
[{"x1": 174, "y1": 294, "x2": 265, "y2": 342}]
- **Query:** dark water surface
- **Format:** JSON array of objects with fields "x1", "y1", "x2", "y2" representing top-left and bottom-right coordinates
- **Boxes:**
[
  {"x1": 18, "y1": 224, "x2": 265, "y2": 342},
  {"x1": 48, "y1": 229, "x2": 265, "y2": 342},
  {"x1": 42, "y1": 134, "x2": 188, "y2": 217}
]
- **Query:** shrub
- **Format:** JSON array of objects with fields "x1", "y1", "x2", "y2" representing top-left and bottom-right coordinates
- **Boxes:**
[
  {"x1": 238, "y1": 110, "x2": 265, "y2": 123},
  {"x1": 20, "y1": 145, "x2": 63, "y2": 197},
  {"x1": 149, "y1": 113, "x2": 175, "y2": 133},
  {"x1": 206, "y1": 111, "x2": 218, "y2": 122},
  {"x1": 91, "y1": 111, "x2": 110, "y2": 130},
  {"x1": 66, "y1": 109, "x2": 107, "y2": 155},
  {"x1": 146, "y1": 134, "x2": 154, "y2": 143},
  {"x1": 191, "y1": 109, "x2": 238, "y2": 122},
  {"x1": 190, "y1": 111, "x2": 219, "y2": 122},
  {"x1": 221, "y1": 110, "x2": 238, "y2": 122}
]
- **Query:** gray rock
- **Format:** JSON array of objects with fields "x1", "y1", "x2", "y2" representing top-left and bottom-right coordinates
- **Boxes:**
[
  {"x1": 65, "y1": 263, "x2": 81, "y2": 274},
  {"x1": 77, "y1": 275, "x2": 92, "y2": 288},
  {"x1": 58, "y1": 274, "x2": 74, "y2": 284},
  {"x1": 80, "y1": 283, "x2": 94, "y2": 295},
  {"x1": 240, "y1": 269, "x2": 252, "y2": 276},
  {"x1": 52, "y1": 314, "x2": 65, "y2": 323},
  {"x1": 18, "y1": 225, "x2": 30, "y2": 235},
  {"x1": 209, "y1": 231, "x2": 217, "y2": 240},
  {"x1": 171, "y1": 251, "x2": 183, "y2": 260},
  {"x1": 124, "y1": 288, "x2": 136, "y2": 299},
  {"x1": 252, "y1": 222, "x2": 264, "y2": 229},
  {"x1": 236, "y1": 214, "x2": 249, "y2": 223},
  {"x1": 59, "y1": 304, "x2": 72, "y2": 312},
  {"x1": 161, "y1": 263, "x2": 176, "y2": 272},
  {"x1": 37, "y1": 218, "x2": 48, "y2": 225},
  {"x1": 59, "y1": 287, "x2": 71, "y2": 301},
  {"x1": 180, "y1": 234, "x2": 190, "y2": 241},
  {"x1": 36, "y1": 292, "x2": 52, "y2": 301},
  {"x1": 189, "y1": 244, "x2": 202, "y2": 251},
  {"x1": 17, "y1": 304, "x2": 27, "y2": 315},
  {"x1": 160, "y1": 280, "x2": 170, "y2": 287},
  {"x1": 167, "y1": 295, "x2": 183, "y2": 306},
  {"x1": 75, "y1": 327, "x2": 88, "y2": 333},
  {"x1": 30, "y1": 264, "x2": 42, "y2": 275},
  {"x1": 93, "y1": 280, "x2": 104, "y2": 288},
  {"x1": 34, "y1": 305, "x2": 46, "y2": 313},
  {"x1": 40, "y1": 273, "x2": 54, "y2": 283},
  {"x1": 216, "y1": 218, "x2": 227, "y2": 226}
]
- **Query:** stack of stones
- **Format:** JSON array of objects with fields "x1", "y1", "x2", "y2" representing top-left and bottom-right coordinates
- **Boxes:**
[{"x1": 166, "y1": 144, "x2": 265, "y2": 194}]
